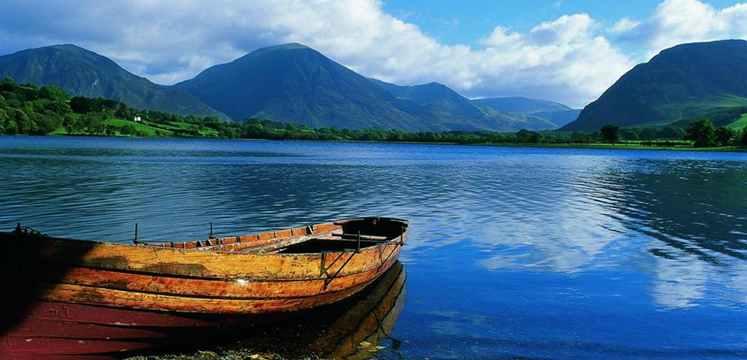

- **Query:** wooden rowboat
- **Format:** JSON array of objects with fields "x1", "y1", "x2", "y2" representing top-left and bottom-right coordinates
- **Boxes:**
[{"x1": 0, "y1": 217, "x2": 408, "y2": 360}]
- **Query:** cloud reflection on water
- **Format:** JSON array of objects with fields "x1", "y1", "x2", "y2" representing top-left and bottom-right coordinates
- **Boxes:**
[{"x1": 1, "y1": 137, "x2": 746, "y2": 314}]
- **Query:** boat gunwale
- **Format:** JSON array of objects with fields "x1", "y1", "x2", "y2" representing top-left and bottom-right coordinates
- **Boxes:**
[
  {"x1": 1, "y1": 217, "x2": 408, "y2": 257},
  {"x1": 3, "y1": 217, "x2": 407, "y2": 255}
]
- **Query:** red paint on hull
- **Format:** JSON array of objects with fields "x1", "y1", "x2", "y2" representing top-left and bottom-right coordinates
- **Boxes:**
[
  {"x1": 0, "y1": 301, "x2": 234, "y2": 360},
  {"x1": 3, "y1": 355, "x2": 117, "y2": 360}
]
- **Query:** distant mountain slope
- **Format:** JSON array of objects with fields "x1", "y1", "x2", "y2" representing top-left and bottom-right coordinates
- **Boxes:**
[
  {"x1": 474, "y1": 97, "x2": 580, "y2": 128},
  {"x1": 370, "y1": 79, "x2": 486, "y2": 119},
  {"x1": 563, "y1": 40, "x2": 747, "y2": 131},
  {"x1": 473, "y1": 97, "x2": 571, "y2": 113},
  {"x1": 368, "y1": 79, "x2": 555, "y2": 131},
  {"x1": 176, "y1": 43, "x2": 557, "y2": 132},
  {"x1": 530, "y1": 109, "x2": 581, "y2": 128},
  {"x1": 0, "y1": 44, "x2": 227, "y2": 119}
]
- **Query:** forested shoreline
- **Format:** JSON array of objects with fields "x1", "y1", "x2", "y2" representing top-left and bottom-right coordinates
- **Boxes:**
[{"x1": 1, "y1": 78, "x2": 746, "y2": 150}]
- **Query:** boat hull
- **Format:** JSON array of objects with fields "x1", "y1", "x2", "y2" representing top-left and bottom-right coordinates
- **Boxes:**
[
  {"x1": 1, "y1": 300, "x2": 250, "y2": 360},
  {"x1": 0, "y1": 262, "x2": 407, "y2": 360},
  {"x1": 0, "y1": 217, "x2": 408, "y2": 359}
]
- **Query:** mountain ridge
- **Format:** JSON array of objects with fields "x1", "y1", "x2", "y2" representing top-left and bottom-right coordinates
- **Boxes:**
[
  {"x1": 0, "y1": 43, "x2": 576, "y2": 132},
  {"x1": 563, "y1": 39, "x2": 747, "y2": 131},
  {"x1": 175, "y1": 43, "x2": 555, "y2": 131},
  {"x1": 0, "y1": 44, "x2": 228, "y2": 119},
  {"x1": 473, "y1": 96, "x2": 580, "y2": 128}
]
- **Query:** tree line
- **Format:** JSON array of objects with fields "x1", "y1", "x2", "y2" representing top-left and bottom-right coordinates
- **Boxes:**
[
  {"x1": 0, "y1": 78, "x2": 70, "y2": 135},
  {"x1": 0, "y1": 78, "x2": 226, "y2": 137},
  {"x1": 600, "y1": 118, "x2": 747, "y2": 148},
  {"x1": 1, "y1": 77, "x2": 746, "y2": 148}
]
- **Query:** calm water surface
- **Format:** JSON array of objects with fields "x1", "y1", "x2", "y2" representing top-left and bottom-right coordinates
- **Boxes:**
[{"x1": 1, "y1": 135, "x2": 746, "y2": 359}]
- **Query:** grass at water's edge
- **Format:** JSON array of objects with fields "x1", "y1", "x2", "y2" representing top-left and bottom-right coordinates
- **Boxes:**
[
  {"x1": 474, "y1": 142, "x2": 747, "y2": 152},
  {"x1": 309, "y1": 139, "x2": 747, "y2": 152},
  {"x1": 5, "y1": 133, "x2": 747, "y2": 153}
]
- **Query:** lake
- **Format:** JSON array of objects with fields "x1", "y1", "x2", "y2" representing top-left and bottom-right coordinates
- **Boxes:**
[{"x1": 1, "y1": 135, "x2": 746, "y2": 359}]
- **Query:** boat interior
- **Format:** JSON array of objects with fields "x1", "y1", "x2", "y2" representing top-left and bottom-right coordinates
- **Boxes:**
[{"x1": 145, "y1": 217, "x2": 408, "y2": 254}]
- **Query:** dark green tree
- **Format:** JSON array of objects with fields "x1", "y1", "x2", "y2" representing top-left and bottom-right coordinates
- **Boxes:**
[
  {"x1": 80, "y1": 112, "x2": 105, "y2": 135},
  {"x1": 570, "y1": 131, "x2": 590, "y2": 143},
  {"x1": 63, "y1": 115, "x2": 79, "y2": 134},
  {"x1": 39, "y1": 86, "x2": 70, "y2": 103},
  {"x1": 10, "y1": 108, "x2": 33, "y2": 134},
  {"x1": 715, "y1": 127, "x2": 735, "y2": 146},
  {"x1": 115, "y1": 103, "x2": 130, "y2": 119},
  {"x1": 600, "y1": 124, "x2": 621, "y2": 143},
  {"x1": 684, "y1": 118, "x2": 717, "y2": 147},
  {"x1": 105, "y1": 125, "x2": 116, "y2": 137},
  {"x1": 35, "y1": 111, "x2": 62, "y2": 134},
  {"x1": 120, "y1": 124, "x2": 137, "y2": 137},
  {"x1": 516, "y1": 129, "x2": 541, "y2": 143},
  {"x1": 0, "y1": 108, "x2": 8, "y2": 134}
]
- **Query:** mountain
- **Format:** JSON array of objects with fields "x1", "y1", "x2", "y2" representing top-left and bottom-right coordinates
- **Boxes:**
[
  {"x1": 175, "y1": 43, "x2": 556, "y2": 132},
  {"x1": 473, "y1": 97, "x2": 571, "y2": 113},
  {"x1": 474, "y1": 97, "x2": 580, "y2": 128},
  {"x1": 176, "y1": 43, "x2": 412, "y2": 130},
  {"x1": 0, "y1": 43, "x2": 573, "y2": 132},
  {"x1": 367, "y1": 79, "x2": 557, "y2": 131},
  {"x1": 563, "y1": 40, "x2": 747, "y2": 131},
  {"x1": 369, "y1": 79, "x2": 486, "y2": 119},
  {"x1": 0, "y1": 44, "x2": 227, "y2": 119}
]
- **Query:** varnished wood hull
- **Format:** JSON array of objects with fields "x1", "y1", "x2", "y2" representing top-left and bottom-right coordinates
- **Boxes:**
[
  {"x1": 0, "y1": 261, "x2": 407, "y2": 360},
  {"x1": 0, "y1": 217, "x2": 408, "y2": 359}
]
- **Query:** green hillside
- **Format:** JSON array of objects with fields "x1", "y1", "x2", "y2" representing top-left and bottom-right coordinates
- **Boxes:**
[
  {"x1": 0, "y1": 44, "x2": 227, "y2": 119},
  {"x1": 564, "y1": 40, "x2": 747, "y2": 131},
  {"x1": 671, "y1": 106, "x2": 747, "y2": 130}
]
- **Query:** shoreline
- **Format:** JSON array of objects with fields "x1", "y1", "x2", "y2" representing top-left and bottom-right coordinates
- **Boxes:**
[{"x1": 2, "y1": 134, "x2": 745, "y2": 153}]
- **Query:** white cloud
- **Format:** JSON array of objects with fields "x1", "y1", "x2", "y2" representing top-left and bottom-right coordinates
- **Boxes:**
[
  {"x1": 614, "y1": 0, "x2": 747, "y2": 58},
  {"x1": 609, "y1": 18, "x2": 641, "y2": 35},
  {"x1": 477, "y1": 15, "x2": 633, "y2": 105}
]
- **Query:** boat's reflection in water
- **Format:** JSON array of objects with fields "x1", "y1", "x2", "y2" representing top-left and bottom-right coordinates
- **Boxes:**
[{"x1": 141, "y1": 261, "x2": 407, "y2": 359}]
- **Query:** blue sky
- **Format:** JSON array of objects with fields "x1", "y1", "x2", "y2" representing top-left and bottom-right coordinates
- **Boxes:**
[
  {"x1": 383, "y1": 0, "x2": 738, "y2": 44},
  {"x1": 383, "y1": 0, "x2": 649, "y2": 44},
  {"x1": 1, "y1": 0, "x2": 747, "y2": 107}
]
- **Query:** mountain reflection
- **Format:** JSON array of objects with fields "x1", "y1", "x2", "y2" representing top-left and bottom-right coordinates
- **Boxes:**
[
  {"x1": 610, "y1": 160, "x2": 747, "y2": 309},
  {"x1": 479, "y1": 157, "x2": 747, "y2": 309}
]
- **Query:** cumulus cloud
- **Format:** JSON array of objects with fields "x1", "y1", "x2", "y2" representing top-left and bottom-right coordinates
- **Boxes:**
[
  {"x1": 614, "y1": 0, "x2": 747, "y2": 58},
  {"x1": 0, "y1": 0, "x2": 744, "y2": 107},
  {"x1": 477, "y1": 15, "x2": 632, "y2": 104}
]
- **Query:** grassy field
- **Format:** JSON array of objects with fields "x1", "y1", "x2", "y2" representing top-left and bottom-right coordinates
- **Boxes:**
[
  {"x1": 104, "y1": 119, "x2": 176, "y2": 137},
  {"x1": 48, "y1": 118, "x2": 224, "y2": 138},
  {"x1": 48, "y1": 127, "x2": 69, "y2": 135},
  {"x1": 152, "y1": 121, "x2": 220, "y2": 137},
  {"x1": 726, "y1": 114, "x2": 747, "y2": 131},
  {"x1": 478, "y1": 142, "x2": 745, "y2": 152}
]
